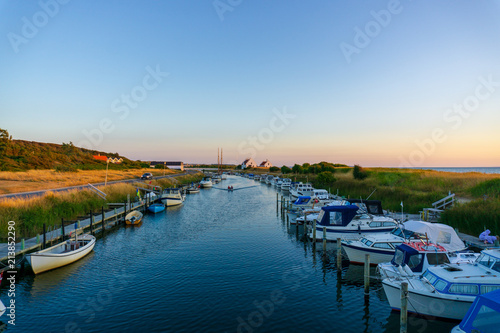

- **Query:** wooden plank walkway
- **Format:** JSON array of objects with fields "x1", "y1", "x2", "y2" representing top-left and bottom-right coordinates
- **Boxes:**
[{"x1": 0, "y1": 200, "x2": 148, "y2": 265}]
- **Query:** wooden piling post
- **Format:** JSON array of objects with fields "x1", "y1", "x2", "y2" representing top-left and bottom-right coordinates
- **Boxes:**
[
  {"x1": 101, "y1": 206, "x2": 105, "y2": 233},
  {"x1": 337, "y1": 238, "x2": 342, "y2": 270},
  {"x1": 303, "y1": 213, "x2": 309, "y2": 239},
  {"x1": 90, "y1": 210, "x2": 94, "y2": 235},
  {"x1": 312, "y1": 218, "x2": 316, "y2": 243},
  {"x1": 43, "y1": 223, "x2": 46, "y2": 249},
  {"x1": 322, "y1": 227, "x2": 327, "y2": 253},
  {"x1": 61, "y1": 218, "x2": 65, "y2": 241},
  {"x1": 276, "y1": 193, "x2": 279, "y2": 211},
  {"x1": 364, "y1": 254, "x2": 370, "y2": 295},
  {"x1": 21, "y1": 238, "x2": 25, "y2": 250},
  {"x1": 400, "y1": 282, "x2": 408, "y2": 333}
]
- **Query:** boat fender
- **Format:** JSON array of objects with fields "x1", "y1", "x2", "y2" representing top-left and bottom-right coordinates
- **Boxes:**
[
  {"x1": 397, "y1": 265, "x2": 407, "y2": 277},
  {"x1": 403, "y1": 264, "x2": 413, "y2": 276}
]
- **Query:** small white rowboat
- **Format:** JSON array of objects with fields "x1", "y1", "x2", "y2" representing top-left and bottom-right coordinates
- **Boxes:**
[{"x1": 26, "y1": 234, "x2": 96, "y2": 274}]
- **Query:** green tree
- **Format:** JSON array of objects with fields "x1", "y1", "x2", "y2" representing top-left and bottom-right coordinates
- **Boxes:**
[
  {"x1": 313, "y1": 171, "x2": 336, "y2": 188},
  {"x1": 0, "y1": 128, "x2": 9, "y2": 154},
  {"x1": 281, "y1": 165, "x2": 292, "y2": 174},
  {"x1": 269, "y1": 166, "x2": 280, "y2": 172},
  {"x1": 353, "y1": 165, "x2": 368, "y2": 180},
  {"x1": 292, "y1": 164, "x2": 303, "y2": 174}
]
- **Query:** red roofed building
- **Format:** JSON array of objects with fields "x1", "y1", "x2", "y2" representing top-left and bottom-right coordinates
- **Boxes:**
[{"x1": 93, "y1": 154, "x2": 107, "y2": 162}]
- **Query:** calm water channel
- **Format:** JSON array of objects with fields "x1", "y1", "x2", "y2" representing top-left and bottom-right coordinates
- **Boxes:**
[{"x1": 2, "y1": 176, "x2": 457, "y2": 332}]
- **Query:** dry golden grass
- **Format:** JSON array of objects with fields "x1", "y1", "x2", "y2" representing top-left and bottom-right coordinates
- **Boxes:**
[{"x1": 0, "y1": 168, "x2": 178, "y2": 195}]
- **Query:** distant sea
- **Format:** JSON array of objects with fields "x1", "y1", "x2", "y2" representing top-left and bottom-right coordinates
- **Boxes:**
[{"x1": 411, "y1": 167, "x2": 500, "y2": 174}]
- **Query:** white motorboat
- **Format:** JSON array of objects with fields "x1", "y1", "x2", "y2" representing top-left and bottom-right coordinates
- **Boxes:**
[
  {"x1": 260, "y1": 174, "x2": 267, "y2": 183},
  {"x1": 309, "y1": 202, "x2": 399, "y2": 242},
  {"x1": 289, "y1": 182, "x2": 314, "y2": 200},
  {"x1": 281, "y1": 178, "x2": 291, "y2": 191},
  {"x1": 382, "y1": 249, "x2": 500, "y2": 320},
  {"x1": 161, "y1": 188, "x2": 185, "y2": 206},
  {"x1": 275, "y1": 178, "x2": 283, "y2": 189},
  {"x1": 377, "y1": 242, "x2": 478, "y2": 279},
  {"x1": 26, "y1": 234, "x2": 96, "y2": 274},
  {"x1": 200, "y1": 177, "x2": 213, "y2": 188},
  {"x1": 342, "y1": 220, "x2": 469, "y2": 265}
]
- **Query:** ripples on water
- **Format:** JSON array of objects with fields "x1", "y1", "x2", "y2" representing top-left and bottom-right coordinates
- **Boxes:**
[{"x1": 1, "y1": 176, "x2": 456, "y2": 332}]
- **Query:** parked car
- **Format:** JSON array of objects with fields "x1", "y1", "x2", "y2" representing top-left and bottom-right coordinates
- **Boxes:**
[{"x1": 141, "y1": 172, "x2": 153, "y2": 180}]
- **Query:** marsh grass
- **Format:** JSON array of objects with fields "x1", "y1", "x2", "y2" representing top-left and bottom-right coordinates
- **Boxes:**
[{"x1": 0, "y1": 172, "x2": 203, "y2": 239}]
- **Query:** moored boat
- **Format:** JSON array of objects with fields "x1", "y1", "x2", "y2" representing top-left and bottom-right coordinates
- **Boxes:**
[
  {"x1": 452, "y1": 289, "x2": 500, "y2": 332},
  {"x1": 382, "y1": 249, "x2": 500, "y2": 320},
  {"x1": 26, "y1": 233, "x2": 96, "y2": 274},
  {"x1": 148, "y1": 203, "x2": 165, "y2": 213},
  {"x1": 200, "y1": 177, "x2": 213, "y2": 188},
  {"x1": 125, "y1": 210, "x2": 143, "y2": 225},
  {"x1": 309, "y1": 203, "x2": 399, "y2": 242},
  {"x1": 160, "y1": 188, "x2": 185, "y2": 206}
]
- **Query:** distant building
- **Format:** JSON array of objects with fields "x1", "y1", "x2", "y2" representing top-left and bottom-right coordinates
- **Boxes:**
[
  {"x1": 150, "y1": 161, "x2": 184, "y2": 171},
  {"x1": 93, "y1": 154, "x2": 107, "y2": 162},
  {"x1": 92, "y1": 155, "x2": 122, "y2": 164},
  {"x1": 241, "y1": 158, "x2": 257, "y2": 169},
  {"x1": 259, "y1": 159, "x2": 272, "y2": 168}
]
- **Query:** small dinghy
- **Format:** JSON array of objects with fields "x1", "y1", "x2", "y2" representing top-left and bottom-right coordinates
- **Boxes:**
[
  {"x1": 125, "y1": 210, "x2": 143, "y2": 225},
  {"x1": 26, "y1": 233, "x2": 96, "y2": 274}
]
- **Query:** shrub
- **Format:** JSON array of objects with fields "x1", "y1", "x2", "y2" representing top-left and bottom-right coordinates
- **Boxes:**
[
  {"x1": 269, "y1": 166, "x2": 280, "y2": 172},
  {"x1": 353, "y1": 165, "x2": 368, "y2": 180}
]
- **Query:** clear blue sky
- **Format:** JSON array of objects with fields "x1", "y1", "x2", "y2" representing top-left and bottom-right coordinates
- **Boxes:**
[{"x1": 2, "y1": 0, "x2": 500, "y2": 167}]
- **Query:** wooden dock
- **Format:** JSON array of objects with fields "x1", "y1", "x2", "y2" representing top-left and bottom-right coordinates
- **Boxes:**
[{"x1": 0, "y1": 198, "x2": 153, "y2": 269}]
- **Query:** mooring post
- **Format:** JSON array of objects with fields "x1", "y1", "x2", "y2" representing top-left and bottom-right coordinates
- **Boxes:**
[
  {"x1": 36, "y1": 234, "x2": 40, "y2": 244},
  {"x1": 43, "y1": 223, "x2": 46, "y2": 249},
  {"x1": 61, "y1": 218, "x2": 65, "y2": 241},
  {"x1": 337, "y1": 238, "x2": 342, "y2": 271},
  {"x1": 101, "y1": 206, "x2": 105, "y2": 233},
  {"x1": 312, "y1": 219, "x2": 317, "y2": 243},
  {"x1": 90, "y1": 210, "x2": 94, "y2": 235},
  {"x1": 21, "y1": 238, "x2": 25, "y2": 250},
  {"x1": 364, "y1": 254, "x2": 370, "y2": 295},
  {"x1": 303, "y1": 213, "x2": 309, "y2": 239},
  {"x1": 276, "y1": 193, "x2": 279, "y2": 211},
  {"x1": 400, "y1": 282, "x2": 408, "y2": 333},
  {"x1": 322, "y1": 227, "x2": 327, "y2": 253},
  {"x1": 123, "y1": 200, "x2": 127, "y2": 223}
]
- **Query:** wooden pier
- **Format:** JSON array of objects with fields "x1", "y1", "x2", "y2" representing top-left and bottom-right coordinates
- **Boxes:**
[{"x1": 0, "y1": 198, "x2": 155, "y2": 269}]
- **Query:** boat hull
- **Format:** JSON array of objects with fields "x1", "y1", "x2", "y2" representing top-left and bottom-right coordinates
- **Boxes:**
[
  {"x1": 161, "y1": 198, "x2": 184, "y2": 206},
  {"x1": 343, "y1": 243, "x2": 394, "y2": 265},
  {"x1": 148, "y1": 204, "x2": 165, "y2": 213},
  {"x1": 27, "y1": 235, "x2": 96, "y2": 274},
  {"x1": 382, "y1": 279, "x2": 474, "y2": 320},
  {"x1": 310, "y1": 226, "x2": 395, "y2": 242}
]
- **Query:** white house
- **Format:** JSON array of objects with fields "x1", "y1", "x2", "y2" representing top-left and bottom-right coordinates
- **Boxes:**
[
  {"x1": 259, "y1": 159, "x2": 272, "y2": 168},
  {"x1": 241, "y1": 158, "x2": 257, "y2": 169}
]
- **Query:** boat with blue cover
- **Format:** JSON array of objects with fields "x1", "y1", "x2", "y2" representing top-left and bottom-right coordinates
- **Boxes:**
[
  {"x1": 309, "y1": 203, "x2": 399, "y2": 242},
  {"x1": 452, "y1": 288, "x2": 500, "y2": 332}
]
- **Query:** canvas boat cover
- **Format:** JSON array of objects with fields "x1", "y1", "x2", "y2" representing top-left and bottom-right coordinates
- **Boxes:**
[{"x1": 402, "y1": 220, "x2": 466, "y2": 252}]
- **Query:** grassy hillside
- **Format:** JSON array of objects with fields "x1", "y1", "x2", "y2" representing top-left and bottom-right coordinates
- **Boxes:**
[{"x1": 0, "y1": 139, "x2": 145, "y2": 171}]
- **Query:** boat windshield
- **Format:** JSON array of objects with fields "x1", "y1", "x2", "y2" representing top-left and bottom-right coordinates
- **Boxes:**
[
  {"x1": 462, "y1": 304, "x2": 500, "y2": 333},
  {"x1": 477, "y1": 253, "x2": 500, "y2": 272},
  {"x1": 391, "y1": 228, "x2": 415, "y2": 239},
  {"x1": 393, "y1": 248, "x2": 404, "y2": 266},
  {"x1": 426, "y1": 253, "x2": 450, "y2": 266}
]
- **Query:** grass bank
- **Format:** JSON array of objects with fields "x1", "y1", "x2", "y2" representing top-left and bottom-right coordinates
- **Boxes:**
[
  {"x1": 0, "y1": 172, "x2": 203, "y2": 239},
  {"x1": 0, "y1": 168, "x2": 178, "y2": 195}
]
